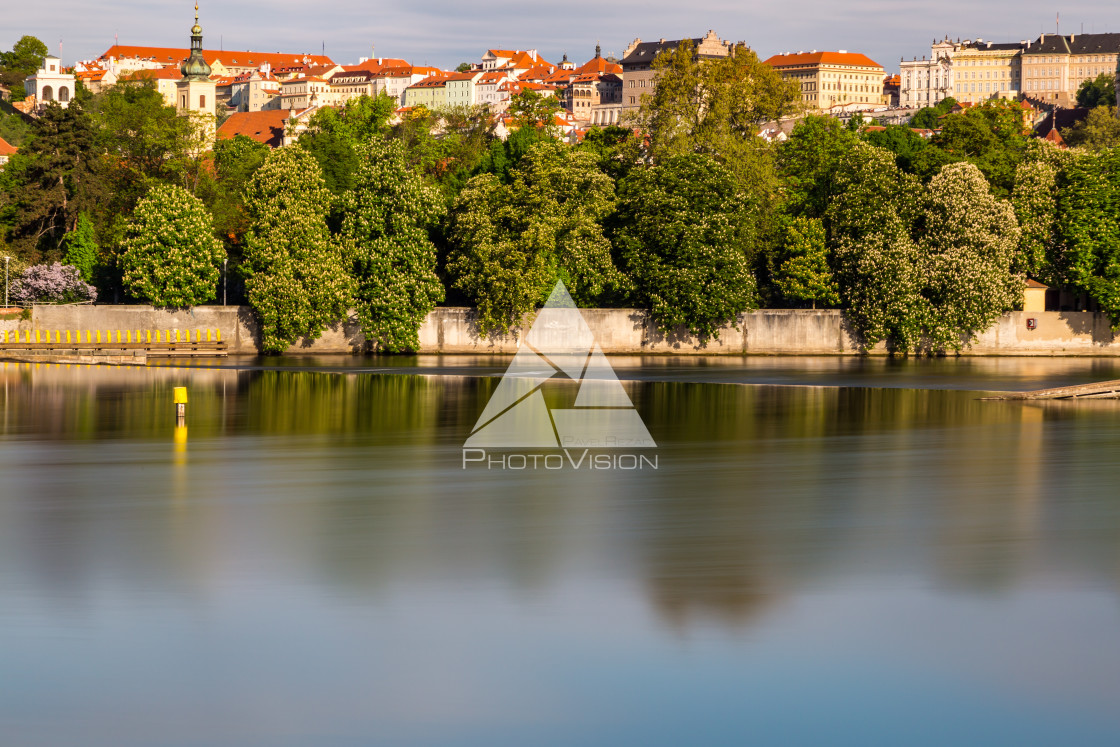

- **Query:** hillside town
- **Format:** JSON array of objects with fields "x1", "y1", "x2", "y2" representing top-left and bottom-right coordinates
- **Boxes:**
[{"x1": 4, "y1": 7, "x2": 1118, "y2": 152}]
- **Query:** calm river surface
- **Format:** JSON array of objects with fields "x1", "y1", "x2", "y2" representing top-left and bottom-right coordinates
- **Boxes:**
[{"x1": 2, "y1": 356, "x2": 1120, "y2": 746}]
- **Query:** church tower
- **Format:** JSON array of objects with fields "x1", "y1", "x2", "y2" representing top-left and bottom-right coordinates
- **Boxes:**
[{"x1": 176, "y1": 3, "x2": 217, "y2": 142}]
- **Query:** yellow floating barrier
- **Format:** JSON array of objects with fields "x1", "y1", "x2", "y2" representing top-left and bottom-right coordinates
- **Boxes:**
[
  {"x1": 216, "y1": 329, "x2": 221, "y2": 342},
  {"x1": 147, "y1": 330, "x2": 152, "y2": 344},
  {"x1": 96, "y1": 330, "x2": 101, "y2": 343}
]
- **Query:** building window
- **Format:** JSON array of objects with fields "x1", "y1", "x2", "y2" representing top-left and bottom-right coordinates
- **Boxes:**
[{"x1": 200, "y1": 95, "x2": 206, "y2": 108}]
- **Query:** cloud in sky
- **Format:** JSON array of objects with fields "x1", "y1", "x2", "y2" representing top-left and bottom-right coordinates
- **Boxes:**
[{"x1": 4, "y1": 1, "x2": 1120, "y2": 73}]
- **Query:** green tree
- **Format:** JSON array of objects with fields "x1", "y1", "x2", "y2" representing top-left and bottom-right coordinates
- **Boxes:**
[
  {"x1": 3, "y1": 101, "x2": 106, "y2": 261},
  {"x1": 455, "y1": 63, "x2": 472, "y2": 73},
  {"x1": 770, "y1": 216, "x2": 838, "y2": 308},
  {"x1": 614, "y1": 154, "x2": 757, "y2": 339},
  {"x1": 299, "y1": 93, "x2": 396, "y2": 194},
  {"x1": 921, "y1": 100, "x2": 1027, "y2": 196},
  {"x1": 777, "y1": 115, "x2": 859, "y2": 218},
  {"x1": 1058, "y1": 148, "x2": 1120, "y2": 323},
  {"x1": 1061, "y1": 106, "x2": 1120, "y2": 150},
  {"x1": 340, "y1": 139, "x2": 445, "y2": 352},
  {"x1": 389, "y1": 104, "x2": 495, "y2": 196},
  {"x1": 1075, "y1": 73, "x2": 1116, "y2": 109},
  {"x1": 61, "y1": 211, "x2": 99, "y2": 281},
  {"x1": 507, "y1": 88, "x2": 562, "y2": 130},
  {"x1": 0, "y1": 108, "x2": 33, "y2": 147},
  {"x1": 208, "y1": 133, "x2": 270, "y2": 249},
  {"x1": 575, "y1": 125, "x2": 640, "y2": 182},
  {"x1": 861, "y1": 124, "x2": 929, "y2": 173},
  {"x1": 634, "y1": 39, "x2": 798, "y2": 193},
  {"x1": 242, "y1": 148, "x2": 352, "y2": 352},
  {"x1": 447, "y1": 142, "x2": 623, "y2": 335},
  {"x1": 0, "y1": 36, "x2": 49, "y2": 101},
  {"x1": 120, "y1": 184, "x2": 223, "y2": 307},
  {"x1": 475, "y1": 123, "x2": 556, "y2": 184},
  {"x1": 908, "y1": 97, "x2": 956, "y2": 129},
  {"x1": 92, "y1": 77, "x2": 199, "y2": 188},
  {"x1": 1011, "y1": 159, "x2": 1060, "y2": 280},
  {"x1": 920, "y1": 162, "x2": 1021, "y2": 350},
  {"x1": 827, "y1": 142, "x2": 926, "y2": 351}
]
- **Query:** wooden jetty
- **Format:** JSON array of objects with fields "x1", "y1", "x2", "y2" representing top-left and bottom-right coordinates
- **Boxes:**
[
  {"x1": 0, "y1": 329, "x2": 228, "y2": 365},
  {"x1": 988, "y1": 379, "x2": 1120, "y2": 400}
]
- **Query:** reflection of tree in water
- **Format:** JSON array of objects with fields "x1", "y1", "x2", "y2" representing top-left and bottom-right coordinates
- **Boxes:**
[
  {"x1": 646, "y1": 538, "x2": 777, "y2": 631},
  {"x1": 634, "y1": 382, "x2": 1120, "y2": 630}
]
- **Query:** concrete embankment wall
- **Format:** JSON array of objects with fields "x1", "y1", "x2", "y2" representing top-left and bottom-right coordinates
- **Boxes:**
[{"x1": 3, "y1": 306, "x2": 1120, "y2": 356}]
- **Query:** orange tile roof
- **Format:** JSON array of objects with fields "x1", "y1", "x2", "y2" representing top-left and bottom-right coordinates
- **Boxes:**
[
  {"x1": 0, "y1": 137, "x2": 17, "y2": 156},
  {"x1": 407, "y1": 75, "x2": 449, "y2": 89},
  {"x1": 284, "y1": 76, "x2": 328, "y2": 84},
  {"x1": 350, "y1": 57, "x2": 411, "y2": 72},
  {"x1": 76, "y1": 69, "x2": 108, "y2": 81},
  {"x1": 216, "y1": 109, "x2": 289, "y2": 147},
  {"x1": 518, "y1": 64, "x2": 556, "y2": 80},
  {"x1": 542, "y1": 71, "x2": 577, "y2": 84},
  {"x1": 445, "y1": 71, "x2": 483, "y2": 82},
  {"x1": 101, "y1": 45, "x2": 335, "y2": 69},
  {"x1": 575, "y1": 56, "x2": 622, "y2": 75},
  {"x1": 122, "y1": 66, "x2": 184, "y2": 81},
  {"x1": 763, "y1": 51, "x2": 883, "y2": 69}
]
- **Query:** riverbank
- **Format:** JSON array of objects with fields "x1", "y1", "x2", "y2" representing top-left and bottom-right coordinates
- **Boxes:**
[{"x1": 2, "y1": 305, "x2": 1119, "y2": 356}]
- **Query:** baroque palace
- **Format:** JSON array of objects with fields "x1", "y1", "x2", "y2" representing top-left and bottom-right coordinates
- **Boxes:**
[{"x1": 901, "y1": 32, "x2": 1120, "y2": 109}]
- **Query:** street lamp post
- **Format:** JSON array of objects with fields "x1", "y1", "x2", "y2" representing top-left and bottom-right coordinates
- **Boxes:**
[
  {"x1": 223, "y1": 258, "x2": 228, "y2": 306},
  {"x1": 4, "y1": 256, "x2": 9, "y2": 309}
]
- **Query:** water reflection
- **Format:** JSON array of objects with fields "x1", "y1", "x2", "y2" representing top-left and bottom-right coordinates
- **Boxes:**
[{"x1": 1, "y1": 360, "x2": 1119, "y2": 745}]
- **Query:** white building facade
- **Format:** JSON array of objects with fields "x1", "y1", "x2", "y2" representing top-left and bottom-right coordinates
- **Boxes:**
[{"x1": 24, "y1": 55, "x2": 76, "y2": 109}]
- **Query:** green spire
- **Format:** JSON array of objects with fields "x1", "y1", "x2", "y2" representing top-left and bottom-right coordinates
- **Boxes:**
[{"x1": 181, "y1": 3, "x2": 211, "y2": 81}]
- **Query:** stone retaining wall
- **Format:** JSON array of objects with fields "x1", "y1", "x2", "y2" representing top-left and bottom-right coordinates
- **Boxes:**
[{"x1": 3, "y1": 306, "x2": 1119, "y2": 356}]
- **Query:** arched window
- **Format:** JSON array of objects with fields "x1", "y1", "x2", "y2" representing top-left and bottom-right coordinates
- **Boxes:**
[
  {"x1": 58, "y1": 87, "x2": 70, "y2": 103},
  {"x1": 42, "y1": 85, "x2": 54, "y2": 101}
]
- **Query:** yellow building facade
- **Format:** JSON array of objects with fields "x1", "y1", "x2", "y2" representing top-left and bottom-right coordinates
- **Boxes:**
[{"x1": 763, "y1": 51, "x2": 885, "y2": 110}]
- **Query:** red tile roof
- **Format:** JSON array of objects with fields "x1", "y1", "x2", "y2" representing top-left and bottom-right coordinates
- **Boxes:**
[
  {"x1": 763, "y1": 51, "x2": 883, "y2": 69},
  {"x1": 216, "y1": 110, "x2": 289, "y2": 148},
  {"x1": 101, "y1": 45, "x2": 335, "y2": 69},
  {"x1": 0, "y1": 137, "x2": 17, "y2": 156}
]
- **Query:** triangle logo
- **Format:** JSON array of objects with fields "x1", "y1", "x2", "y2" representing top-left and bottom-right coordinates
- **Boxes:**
[{"x1": 465, "y1": 280, "x2": 656, "y2": 449}]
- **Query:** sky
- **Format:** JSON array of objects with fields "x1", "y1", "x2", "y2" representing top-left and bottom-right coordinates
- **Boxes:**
[{"x1": 5, "y1": 1, "x2": 1120, "y2": 75}]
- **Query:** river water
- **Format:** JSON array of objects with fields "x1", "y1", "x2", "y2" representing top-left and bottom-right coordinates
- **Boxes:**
[{"x1": 1, "y1": 356, "x2": 1119, "y2": 746}]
